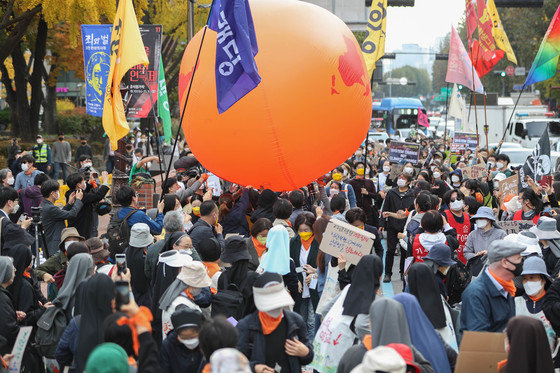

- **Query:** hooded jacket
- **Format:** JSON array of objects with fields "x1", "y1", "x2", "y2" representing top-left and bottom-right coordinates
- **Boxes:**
[
  {"x1": 20, "y1": 185, "x2": 43, "y2": 215},
  {"x1": 463, "y1": 226, "x2": 507, "y2": 261},
  {"x1": 413, "y1": 233, "x2": 447, "y2": 262}
]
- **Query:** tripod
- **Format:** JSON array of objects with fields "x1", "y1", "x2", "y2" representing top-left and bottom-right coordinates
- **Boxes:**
[{"x1": 32, "y1": 221, "x2": 49, "y2": 268}]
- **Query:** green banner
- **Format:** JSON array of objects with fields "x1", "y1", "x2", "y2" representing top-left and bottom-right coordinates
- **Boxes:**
[{"x1": 158, "y1": 55, "x2": 172, "y2": 143}]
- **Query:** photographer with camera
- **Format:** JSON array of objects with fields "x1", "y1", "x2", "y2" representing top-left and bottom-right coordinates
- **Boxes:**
[
  {"x1": 40, "y1": 179, "x2": 84, "y2": 257},
  {"x1": 65, "y1": 170, "x2": 110, "y2": 239},
  {"x1": 0, "y1": 187, "x2": 34, "y2": 255}
]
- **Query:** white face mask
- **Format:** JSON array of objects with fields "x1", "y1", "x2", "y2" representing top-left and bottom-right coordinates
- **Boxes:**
[
  {"x1": 433, "y1": 172, "x2": 441, "y2": 179},
  {"x1": 523, "y1": 280, "x2": 543, "y2": 296},
  {"x1": 516, "y1": 200, "x2": 523, "y2": 210},
  {"x1": 37, "y1": 139, "x2": 43, "y2": 144},
  {"x1": 21, "y1": 163, "x2": 29, "y2": 172},
  {"x1": 451, "y1": 176, "x2": 460, "y2": 183},
  {"x1": 330, "y1": 189, "x2": 340, "y2": 197},
  {"x1": 450, "y1": 199, "x2": 464, "y2": 211},
  {"x1": 493, "y1": 181, "x2": 500, "y2": 189},
  {"x1": 496, "y1": 162, "x2": 504, "y2": 169},
  {"x1": 178, "y1": 337, "x2": 199, "y2": 350},
  {"x1": 404, "y1": 167, "x2": 413, "y2": 175},
  {"x1": 430, "y1": 165, "x2": 436, "y2": 171},
  {"x1": 6, "y1": 177, "x2": 14, "y2": 186},
  {"x1": 83, "y1": 162, "x2": 92, "y2": 168},
  {"x1": 397, "y1": 179, "x2": 407, "y2": 188},
  {"x1": 383, "y1": 165, "x2": 391, "y2": 173},
  {"x1": 12, "y1": 203, "x2": 19, "y2": 214},
  {"x1": 475, "y1": 219, "x2": 488, "y2": 229},
  {"x1": 266, "y1": 308, "x2": 283, "y2": 318},
  {"x1": 343, "y1": 170, "x2": 348, "y2": 177},
  {"x1": 54, "y1": 191, "x2": 60, "y2": 201},
  {"x1": 488, "y1": 161, "x2": 495, "y2": 168}
]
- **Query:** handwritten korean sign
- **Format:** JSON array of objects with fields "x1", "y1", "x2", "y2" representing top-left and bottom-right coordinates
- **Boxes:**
[
  {"x1": 462, "y1": 163, "x2": 487, "y2": 180},
  {"x1": 498, "y1": 175, "x2": 519, "y2": 204},
  {"x1": 319, "y1": 219, "x2": 375, "y2": 265},
  {"x1": 9, "y1": 326, "x2": 32, "y2": 372},
  {"x1": 496, "y1": 220, "x2": 534, "y2": 235}
]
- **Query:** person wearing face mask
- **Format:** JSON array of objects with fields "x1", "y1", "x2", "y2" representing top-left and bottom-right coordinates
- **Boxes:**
[
  {"x1": 461, "y1": 240, "x2": 526, "y2": 332},
  {"x1": 486, "y1": 155, "x2": 497, "y2": 172},
  {"x1": 188, "y1": 200, "x2": 225, "y2": 252},
  {"x1": 449, "y1": 169, "x2": 462, "y2": 189},
  {"x1": 353, "y1": 148, "x2": 366, "y2": 164},
  {"x1": 349, "y1": 162, "x2": 378, "y2": 227},
  {"x1": 31, "y1": 134, "x2": 51, "y2": 173},
  {"x1": 160, "y1": 260, "x2": 213, "y2": 338},
  {"x1": 513, "y1": 256, "x2": 557, "y2": 350},
  {"x1": 52, "y1": 133, "x2": 71, "y2": 182},
  {"x1": 236, "y1": 272, "x2": 313, "y2": 373},
  {"x1": 159, "y1": 307, "x2": 204, "y2": 373},
  {"x1": 377, "y1": 160, "x2": 393, "y2": 194},
  {"x1": 0, "y1": 169, "x2": 14, "y2": 188},
  {"x1": 328, "y1": 167, "x2": 357, "y2": 208},
  {"x1": 380, "y1": 173, "x2": 415, "y2": 282},
  {"x1": 512, "y1": 189, "x2": 542, "y2": 224},
  {"x1": 463, "y1": 206, "x2": 506, "y2": 262},
  {"x1": 40, "y1": 179, "x2": 84, "y2": 257},
  {"x1": 74, "y1": 137, "x2": 93, "y2": 167},
  {"x1": 0, "y1": 187, "x2": 33, "y2": 255},
  {"x1": 494, "y1": 154, "x2": 512, "y2": 177},
  {"x1": 423, "y1": 243, "x2": 456, "y2": 299},
  {"x1": 443, "y1": 190, "x2": 470, "y2": 264},
  {"x1": 14, "y1": 154, "x2": 42, "y2": 191},
  {"x1": 529, "y1": 217, "x2": 560, "y2": 277},
  {"x1": 129, "y1": 155, "x2": 160, "y2": 182}
]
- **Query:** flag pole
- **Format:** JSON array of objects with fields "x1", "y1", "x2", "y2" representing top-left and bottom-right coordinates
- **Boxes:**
[
  {"x1": 444, "y1": 82, "x2": 450, "y2": 142},
  {"x1": 470, "y1": 46, "x2": 480, "y2": 146},
  {"x1": 482, "y1": 74, "x2": 489, "y2": 154}
]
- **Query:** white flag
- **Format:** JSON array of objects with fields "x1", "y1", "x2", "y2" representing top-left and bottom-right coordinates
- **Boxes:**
[{"x1": 449, "y1": 84, "x2": 473, "y2": 132}]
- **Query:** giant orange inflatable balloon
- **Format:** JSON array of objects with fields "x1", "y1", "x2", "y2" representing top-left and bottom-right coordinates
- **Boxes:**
[{"x1": 179, "y1": 0, "x2": 372, "y2": 191}]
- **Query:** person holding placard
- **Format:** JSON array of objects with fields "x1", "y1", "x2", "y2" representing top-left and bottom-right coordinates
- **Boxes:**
[{"x1": 349, "y1": 162, "x2": 378, "y2": 227}]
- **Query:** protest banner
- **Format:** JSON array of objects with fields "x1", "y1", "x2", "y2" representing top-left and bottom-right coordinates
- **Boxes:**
[
  {"x1": 450, "y1": 142, "x2": 467, "y2": 154},
  {"x1": 81, "y1": 25, "x2": 112, "y2": 117},
  {"x1": 122, "y1": 24, "x2": 163, "y2": 118},
  {"x1": 496, "y1": 220, "x2": 534, "y2": 235},
  {"x1": 389, "y1": 164, "x2": 404, "y2": 180},
  {"x1": 9, "y1": 326, "x2": 32, "y2": 372},
  {"x1": 454, "y1": 132, "x2": 478, "y2": 150},
  {"x1": 462, "y1": 163, "x2": 487, "y2": 180},
  {"x1": 455, "y1": 331, "x2": 507, "y2": 373},
  {"x1": 316, "y1": 264, "x2": 340, "y2": 316},
  {"x1": 319, "y1": 219, "x2": 375, "y2": 265},
  {"x1": 498, "y1": 175, "x2": 518, "y2": 204},
  {"x1": 388, "y1": 141, "x2": 420, "y2": 164}
]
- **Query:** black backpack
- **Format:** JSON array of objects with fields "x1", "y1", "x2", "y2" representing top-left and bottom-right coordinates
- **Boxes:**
[
  {"x1": 35, "y1": 303, "x2": 68, "y2": 359},
  {"x1": 105, "y1": 210, "x2": 138, "y2": 258},
  {"x1": 211, "y1": 283, "x2": 245, "y2": 320}
]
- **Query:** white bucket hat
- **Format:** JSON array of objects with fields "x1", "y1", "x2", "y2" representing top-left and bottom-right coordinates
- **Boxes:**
[{"x1": 129, "y1": 223, "x2": 154, "y2": 247}]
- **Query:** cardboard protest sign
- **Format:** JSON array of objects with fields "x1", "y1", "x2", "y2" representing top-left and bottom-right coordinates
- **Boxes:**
[
  {"x1": 496, "y1": 220, "x2": 534, "y2": 235},
  {"x1": 498, "y1": 175, "x2": 518, "y2": 204},
  {"x1": 388, "y1": 141, "x2": 420, "y2": 164},
  {"x1": 319, "y1": 219, "x2": 375, "y2": 265},
  {"x1": 462, "y1": 163, "x2": 487, "y2": 180},
  {"x1": 9, "y1": 326, "x2": 32, "y2": 372},
  {"x1": 455, "y1": 331, "x2": 507, "y2": 373},
  {"x1": 454, "y1": 132, "x2": 478, "y2": 150},
  {"x1": 389, "y1": 164, "x2": 404, "y2": 180},
  {"x1": 316, "y1": 264, "x2": 340, "y2": 316}
]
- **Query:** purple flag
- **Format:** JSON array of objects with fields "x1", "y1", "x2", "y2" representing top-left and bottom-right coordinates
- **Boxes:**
[{"x1": 208, "y1": 0, "x2": 261, "y2": 113}]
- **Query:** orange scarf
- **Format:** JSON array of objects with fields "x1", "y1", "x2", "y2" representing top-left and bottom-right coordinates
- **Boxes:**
[
  {"x1": 529, "y1": 290, "x2": 546, "y2": 302},
  {"x1": 497, "y1": 359, "x2": 507, "y2": 371},
  {"x1": 1, "y1": 356, "x2": 7, "y2": 369},
  {"x1": 203, "y1": 262, "x2": 221, "y2": 278},
  {"x1": 301, "y1": 235, "x2": 314, "y2": 251},
  {"x1": 117, "y1": 306, "x2": 153, "y2": 356},
  {"x1": 127, "y1": 356, "x2": 137, "y2": 368},
  {"x1": 202, "y1": 363, "x2": 211, "y2": 373},
  {"x1": 23, "y1": 268, "x2": 31, "y2": 279},
  {"x1": 363, "y1": 335, "x2": 372, "y2": 351},
  {"x1": 259, "y1": 311, "x2": 283, "y2": 335},
  {"x1": 284, "y1": 219, "x2": 292, "y2": 227},
  {"x1": 489, "y1": 270, "x2": 516, "y2": 297},
  {"x1": 252, "y1": 236, "x2": 267, "y2": 258}
]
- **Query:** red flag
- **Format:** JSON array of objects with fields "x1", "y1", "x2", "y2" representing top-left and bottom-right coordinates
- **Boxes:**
[
  {"x1": 418, "y1": 107, "x2": 429, "y2": 128},
  {"x1": 469, "y1": 40, "x2": 504, "y2": 77},
  {"x1": 466, "y1": 0, "x2": 477, "y2": 48},
  {"x1": 476, "y1": 0, "x2": 497, "y2": 61}
]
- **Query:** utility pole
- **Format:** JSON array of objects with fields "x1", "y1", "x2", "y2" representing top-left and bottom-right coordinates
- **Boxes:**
[{"x1": 187, "y1": 0, "x2": 195, "y2": 42}]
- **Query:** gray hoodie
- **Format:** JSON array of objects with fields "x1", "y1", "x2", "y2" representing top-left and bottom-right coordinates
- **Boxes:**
[{"x1": 463, "y1": 225, "x2": 506, "y2": 261}]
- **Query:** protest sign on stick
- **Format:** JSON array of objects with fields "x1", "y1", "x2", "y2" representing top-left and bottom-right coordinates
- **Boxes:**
[
  {"x1": 454, "y1": 132, "x2": 478, "y2": 150},
  {"x1": 496, "y1": 220, "x2": 534, "y2": 235},
  {"x1": 9, "y1": 326, "x2": 32, "y2": 373},
  {"x1": 498, "y1": 175, "x2": 519, "y2": 204},
  {"x1": 388, "y1": 142, "x2": 420, "y2": 164},
  {"x1": 462, "y1": 163, "x2": 487, "y2": 180},
  {"x1": 319, "y1": 219, "x2": 375, "y2": 265}
]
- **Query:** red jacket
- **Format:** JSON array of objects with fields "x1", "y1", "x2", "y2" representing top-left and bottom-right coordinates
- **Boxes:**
[
  {"x1": 444, "y1": 210, "x2": 471, "y2": 264},
  {"x1": 513, "y1": 210, "x2": 540, "y2": 225}
]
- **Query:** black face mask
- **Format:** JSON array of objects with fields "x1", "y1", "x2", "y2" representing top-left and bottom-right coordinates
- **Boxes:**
[
  {"x1": 58, "y1": 137, "x2": 63, "y2": 141},
  {"x1": 506, "y1": 258, "x2": 523, "y2": 276},
  {"x1": 81, "y1": 141, "x2": 86, "y2": 145}
]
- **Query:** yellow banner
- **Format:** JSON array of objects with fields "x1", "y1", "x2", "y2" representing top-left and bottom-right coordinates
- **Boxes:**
[
  {"x1": 362, "y1": 0, "x2": 387, "y2": 78},
  {"x1": 487, "y1": 0, "x2": 517, "y2": 65},
  {"x1": 102, "y1": 0, "x2": 149, "y2": 150}
]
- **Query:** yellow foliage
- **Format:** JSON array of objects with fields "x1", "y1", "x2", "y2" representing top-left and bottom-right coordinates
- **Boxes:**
[
  {"x1": 56, "y1": 99, "x2": 76, "y2": 112},
  {"x1": 150, "y1": 0, "x2": 211, "y2": 41}
]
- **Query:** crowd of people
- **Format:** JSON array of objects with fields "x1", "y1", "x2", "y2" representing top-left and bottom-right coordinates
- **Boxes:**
[{"x1": 0, "y1": 131, "x2": 559, "y2": 372}]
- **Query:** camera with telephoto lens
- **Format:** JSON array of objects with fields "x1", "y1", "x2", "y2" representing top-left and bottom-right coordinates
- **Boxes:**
[{"x1": 31, "y1": 206, "x2": 42, "y2": 224}]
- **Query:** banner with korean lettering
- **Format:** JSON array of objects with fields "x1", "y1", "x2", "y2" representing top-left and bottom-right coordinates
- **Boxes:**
[
  {"x1": 121, "y1": 25, "x2": 163, "y2": 118},
  {"x1": 81, "y1": 25, "x2": 112, "y2": 117}
]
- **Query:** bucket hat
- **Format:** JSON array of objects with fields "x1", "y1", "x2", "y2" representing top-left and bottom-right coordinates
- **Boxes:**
[
  {"x1": 471, "y1": 206, "x2": 496, "y2": 222},
  {"x1": 530, "y1": 217, "x2": 560, "y2": 240},
  {"x1": 221, "y1": 236, "x2": 252, "y2": 264},
  {"x1": 129, "y1": 223, "x2": 154, "y2": 247}
]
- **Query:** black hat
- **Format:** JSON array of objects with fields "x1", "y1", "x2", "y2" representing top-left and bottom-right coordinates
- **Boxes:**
[
  {"x1": 221, "y1": 236, "x2": 251, "y2": 264},
  {"x1": 171, "y1": 306, "x2": 203, "y2": 331},
  {"x1": 198, "y1": 237, "x2": 221, "y2": 262},
  {"x1": 258, "y1": 189, "x2": 277, "y2": 208}
]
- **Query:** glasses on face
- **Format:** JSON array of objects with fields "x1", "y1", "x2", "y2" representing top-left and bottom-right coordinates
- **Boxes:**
[{"x1": 176, "y1": 243, "x2": 194, "y2": 250}]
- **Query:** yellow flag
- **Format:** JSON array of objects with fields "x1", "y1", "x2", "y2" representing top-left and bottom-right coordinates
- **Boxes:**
[
  {"x1": 487, "y1": 0, "x2": 517, "y2": 65},
  {"x1": 362, "y1": 0, "x2": 387, "y2": 78},
  {"x1": 102, "y1": 0, "x2": 149, "y2": 150}
]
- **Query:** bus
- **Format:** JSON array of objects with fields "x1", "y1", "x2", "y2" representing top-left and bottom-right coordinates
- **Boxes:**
[{"x1": 372, "y1": 97, "x2": 427, "y2": 135}]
